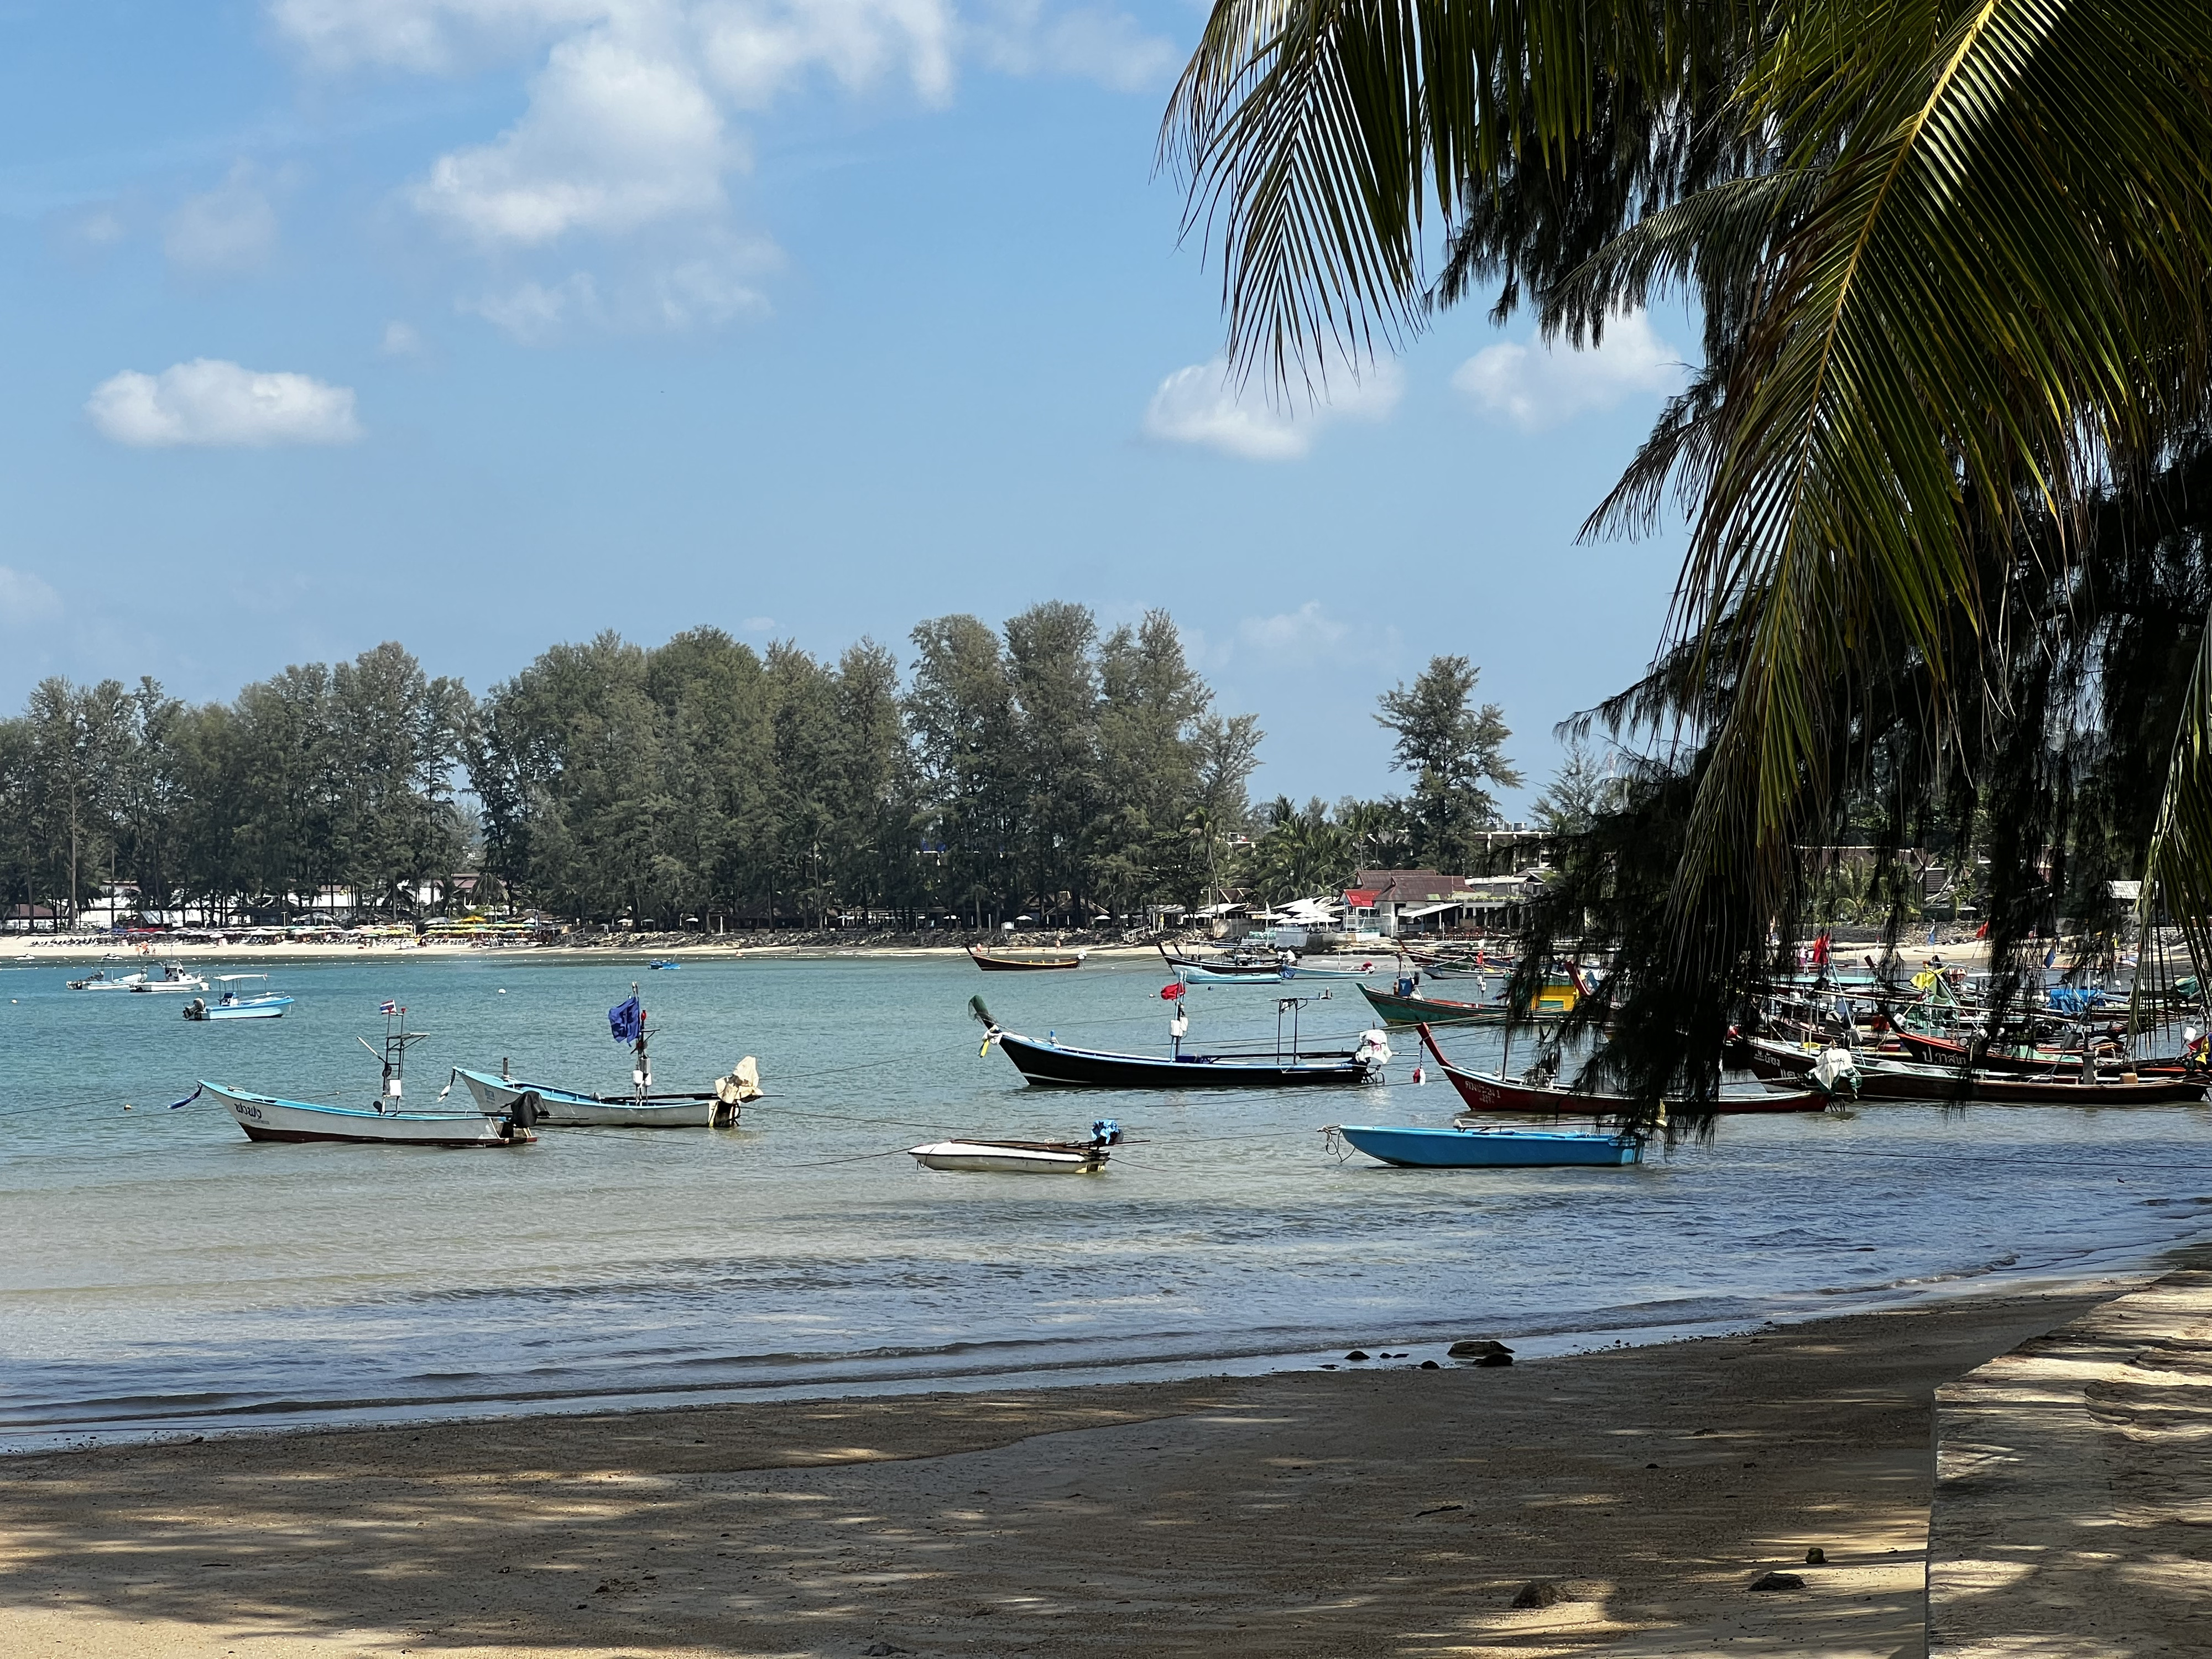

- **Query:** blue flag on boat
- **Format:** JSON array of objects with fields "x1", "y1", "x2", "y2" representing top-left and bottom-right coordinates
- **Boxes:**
[{"x1": 609, "y1": 995, "x2": 644, "y2": 1044}]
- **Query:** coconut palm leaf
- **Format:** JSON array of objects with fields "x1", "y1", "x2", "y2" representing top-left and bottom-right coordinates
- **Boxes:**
[{"x1": 1163, "y1": 0, "x2": 1711, "y2": 381}]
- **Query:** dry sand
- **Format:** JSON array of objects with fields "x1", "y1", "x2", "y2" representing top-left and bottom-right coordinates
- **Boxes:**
[{"x1": 0, "y1": 1284, "x2": 2119, "y2": 1659}]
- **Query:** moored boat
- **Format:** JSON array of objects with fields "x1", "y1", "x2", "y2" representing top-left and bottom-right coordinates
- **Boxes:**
[
  {"x1": 129, "y1": 962, "x2": 209, "y2": 994},
  {"x1": 1416, "y1": 1025, "x2": 1823, "y2": 1115},
  {"x1": 197, "y1": 1008, "x2": 536, "y2": 1146},
  {"x1": 206, "y1": 1084, "x2": 535, "y2": 1146},
  {"x1": 973, "y1": 994, "x2": 1390, "y2": 1089},
  {"x1": 969, "y1": 944, "x2": 1088, "y2": 971},
  {"x1": 1815, "y1": 1052, "x2": 2206, "y2": 1105},
  {"x1": 1359, "y1": 983, "x2": 1514, "y2": 1025},
  {"x1": 68, "y1": 966, "x2": 147, "y2": 992},
  {"x1": 909, "y1": 1119, "x2": 1121, "y2": 1173},
  {"x1": 457, "y1": 1065, "x2": 755, "y2": 1127},
  {"x1": 1328, "y1": 1123, "x2": 1642, "y2": 1168},
  {"x1": 183, "y1": 975, "x2": 293, "y2": 1020},
  {"x1": 456, "y1": 987, "x2": 760, "y2": 1126}
]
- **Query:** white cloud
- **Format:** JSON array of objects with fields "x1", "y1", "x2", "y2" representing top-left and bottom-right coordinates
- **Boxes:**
[
  {"x1": 1142, "y1": 356, "x2": 1403, "y2": 461},
  {"x1": 462, "y1": 273, "x2": 601, "y2": 342},
  {"x1": 742, "y1": 614, "x2": 776, "y2": 631},
  {"x1": 972, "y1": 0, "x2": 1173, "y2": 92},
  {"x1": 1452, "y1": 311, "x2": 1687, "y2": 432},
  {"x1": 698, "y1": 0, "x2": 957, "y2": 108},
  {"x1": 381, "y1": 320, "x2": 426, "y2": 356},
  {"x1": 413, "y1": 27, "x2": 733, "y2": 244},
  {"x1": 1238, "y1": 601, "x2": 1345, "y2": 654},
  {"x1": 269, "y1": 0, "x2": 608, "y2": 73},
  {"x1": 164, "y1": 164, "x2": 280, "y2": 275},
  {"x1": 0, "y1": 565, "x2": 63, "y2": 629},
  {"x1": 268, "y1": 0, "x2": 1173, "y2": 339},
  {"x1": 87, "y1": 360, "x2": 363, "y2": 448}
]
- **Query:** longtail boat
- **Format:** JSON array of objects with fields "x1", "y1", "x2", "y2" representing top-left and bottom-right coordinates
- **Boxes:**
[
  {"x1": 455, "y1": 985, "x2": 760, "y2": 1126},
  {"x1": 1328, "y1": 1123, "x2": 1642, "y2": 1168},
  {"x1": 1158, "y1": 944, "x2": 1282, "y2": 979},
  {"x1": 969, "y1": 944, "x2": 1088, "y2": 971},
  {"x1": 972, "y1": 995, "x2": 1389, "y2": 1089},
  {"x1": 1360, "y1": 984, "x2": 1533, "y2": 1026},
  {"x1": 1888, "y1": 1029, "x2": 2184, "y2": 1078},
  {"x1": 1832, "y1": 1055, "x2": 2205, "y2": 1104},
  {"x1": 1415, "y1": 1025, "x2": 1824, "y2": 1116}
]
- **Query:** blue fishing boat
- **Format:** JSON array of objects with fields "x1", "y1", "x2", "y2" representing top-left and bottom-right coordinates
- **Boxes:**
[{"x1": 1328, "y1": 1123, "x2": 1642, "y2": 1168}]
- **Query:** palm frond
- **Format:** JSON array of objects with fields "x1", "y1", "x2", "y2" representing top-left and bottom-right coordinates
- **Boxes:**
[{"x1": 1162, "y1": 0, "x2": 1709, "y2": 381}]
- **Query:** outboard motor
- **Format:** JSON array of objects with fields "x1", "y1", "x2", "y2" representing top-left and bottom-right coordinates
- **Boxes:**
[
  {"x1": 511, "y1": 1089, "x2": 542, "y2": 1131},
  {"x1": 182, "y1": 998, "x2": 206, "y2": 1021},
  {"x1": 1354, "y1": 1028, "x2": 1394, "y2": 1072},
  {"x1": 1091, "y1": 1118, "x2": 1123, "y2": 1147}
]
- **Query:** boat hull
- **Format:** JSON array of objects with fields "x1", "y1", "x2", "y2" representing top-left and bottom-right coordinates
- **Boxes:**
[
  {"x1": 187, "y1": 997, "x2": 293, "y2": 1021},
  {"x1": 1336, "y1": 1124, "x2": 1640, "y2": 1167},
  {"x1": 1359, "y1": 985, "x2": 1510, "y2": 1025},
  {"x1": 995, "y1": 1030, "x2": 1374, "y2": 1089},
  {"x1": 207, "y1": 1084, "x2": 535, "y2": 1146},
  {"x1": 456, "y1": 1068, "x2": 742, "y2": 1127},
  {"x1": 908, "y1": 1139, "x2": 1108, "y2": 1173},
  {"x1": 968, "y1": 947, "x2": 1087, "y2": 971},
  {"x1": 1418, "y1": 1026, "x2": 1822, "y2": 1114},
  {"x1": 1847, "y1": 1062, "x2": 2205, "y2": 1104}
]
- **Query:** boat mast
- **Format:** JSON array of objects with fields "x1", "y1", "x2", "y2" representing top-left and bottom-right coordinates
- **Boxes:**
[
  {"x1": 630, "y1": 980, "x2": 651, "y2": 1105},
  {"x1": 365, "y1": 1004, "x2": 431, "y2": 1110}
]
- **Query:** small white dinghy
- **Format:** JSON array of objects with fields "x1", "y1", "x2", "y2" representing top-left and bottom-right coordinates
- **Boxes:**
[
  {"x1": 909, "y1": 1119, "x2": 1121, "y2": 1174},
  {"x1": 197, "y1": 1007, "x2": 536, "y2": 1148}
]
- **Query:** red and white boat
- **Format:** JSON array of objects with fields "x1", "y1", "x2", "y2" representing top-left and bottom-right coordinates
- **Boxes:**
[{"x1": 1415, "y1": 1025, "x2": 1824, "y2": 1117}]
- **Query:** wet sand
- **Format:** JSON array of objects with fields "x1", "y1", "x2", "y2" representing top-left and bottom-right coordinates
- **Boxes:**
[{"x1": 0, "y1": 1282, "x2": 2119, "y2": 1658}]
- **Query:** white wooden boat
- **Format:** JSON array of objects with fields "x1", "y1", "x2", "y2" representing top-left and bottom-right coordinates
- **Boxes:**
[
  {"x1": 130, "y1": 962, "x2": 208, "y2": 994},
  {"x1": 199, "y1": 1010, "x2": 536, "y2": 1146},
  {"x1": 184, "y1": 975, "x2": 293, "y2": 1020},
  {"x1": 452, "y1": 984, "x2": 760, "y2": 1127},
  {"x1": 68, "y1": 967, "x2": 147, "y2": 992},
  {"x1": 205, "y1": 1084, "x2": 534, "y2": 1146},
  {"x1": 909, "y1": 1120, "x2": 1121, "y2": 1173},
  {"x1": 456, "y1": 1063, "x2": 755, "y2": 1128}
]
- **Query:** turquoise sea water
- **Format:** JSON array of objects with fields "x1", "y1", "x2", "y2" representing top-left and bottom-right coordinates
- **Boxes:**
[{"x1": 4, "y1": 950, "x2": 2212, "y2": 1451}]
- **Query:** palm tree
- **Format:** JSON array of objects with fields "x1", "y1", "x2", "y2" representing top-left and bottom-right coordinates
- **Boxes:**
[{"x1": 1166, "y1": 1, "x2": 2212, "y2": 1084}]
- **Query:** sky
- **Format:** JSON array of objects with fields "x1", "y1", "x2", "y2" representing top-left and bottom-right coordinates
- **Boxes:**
[{"x1": 0, "y1": 0, "x2": 1698, "y2": 816}]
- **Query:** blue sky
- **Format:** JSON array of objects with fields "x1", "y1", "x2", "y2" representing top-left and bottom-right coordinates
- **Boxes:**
[{"x1": 0, "y1": 0, "x2": 1695, "y2": 814}]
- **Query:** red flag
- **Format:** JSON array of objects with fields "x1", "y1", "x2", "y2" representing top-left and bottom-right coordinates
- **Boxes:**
[{"x1": 1160, "y1": 982, "x2": 1186, "y2": 1000}]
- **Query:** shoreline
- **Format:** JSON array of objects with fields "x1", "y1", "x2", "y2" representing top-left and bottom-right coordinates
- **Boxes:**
[
  {"x1": 2, "y1": 1269, "x2": 2166, "y2": 1659},
  {"x1": 12, "y1": 1229, "x2": 2202, "y2": 1460}
]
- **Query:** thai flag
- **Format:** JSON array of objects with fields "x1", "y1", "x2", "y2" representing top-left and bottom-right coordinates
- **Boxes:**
[{"x1": 379, "y1": 1000, "x2": 397, "y2": 1014}]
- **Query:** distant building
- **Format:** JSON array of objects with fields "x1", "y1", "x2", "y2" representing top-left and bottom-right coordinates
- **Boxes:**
[
  {"x1": 2, "y1": 903, "x2": 61, "y2": 933},
  {"x1": 1345, "y1": 868, "x2": 1543, "y2": 936}
]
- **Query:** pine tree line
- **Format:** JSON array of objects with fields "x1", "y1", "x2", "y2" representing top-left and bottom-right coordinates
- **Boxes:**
[{"x1": 0, "y1": 606, "x2": 1533, "y2": 929}]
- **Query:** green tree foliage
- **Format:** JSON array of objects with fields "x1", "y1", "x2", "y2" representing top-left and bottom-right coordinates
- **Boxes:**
[
  {"x1": 0, "y1": 645, "x2": 465, "y2": 925},
  {"x1": 1375, "y1": 656, "x2": 1520, "y2": 870},
  {"x1": 1531, "y1": 742, "x2": 1623, "y2": 837},
  {"x1": 910, "y1": 604, "x2": 1256, "y2": 925},
  {"x1": 0, "y1": 609, "x2": 1262, "y2": 929}
]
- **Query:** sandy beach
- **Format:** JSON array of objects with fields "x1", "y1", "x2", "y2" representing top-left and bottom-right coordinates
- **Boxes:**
[{"x1": 0, "y1": 1278, "x2": 2138, "y2": 1659}]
